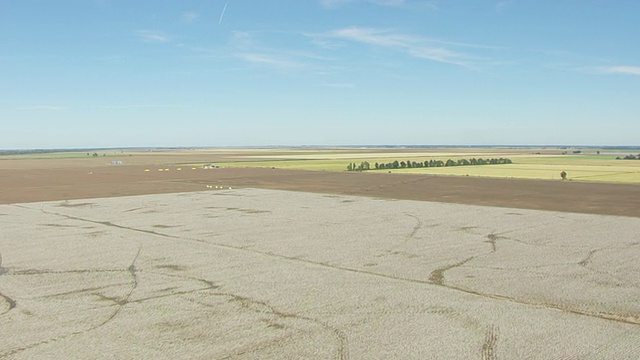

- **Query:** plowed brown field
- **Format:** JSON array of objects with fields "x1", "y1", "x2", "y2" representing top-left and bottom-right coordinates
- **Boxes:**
[{"x1": 1, "y1": 160, "x2": 638, "y2": 217}]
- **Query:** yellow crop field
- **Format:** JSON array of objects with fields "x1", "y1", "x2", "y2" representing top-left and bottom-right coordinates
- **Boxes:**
[
  {"x1": 212, "y1": 151, "x2": 640, "y2": 184},
  {"x1": 393, "y1": 164, "x2": 640, "y2": 183}
]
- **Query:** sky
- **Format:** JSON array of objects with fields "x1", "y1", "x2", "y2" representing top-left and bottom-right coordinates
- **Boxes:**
[{"x1": 1, "y1": 0, "x2": 639, "y2": 149}]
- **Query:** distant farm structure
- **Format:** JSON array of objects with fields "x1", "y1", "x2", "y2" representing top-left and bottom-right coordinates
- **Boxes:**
[{"x1": 203, "y1": 163, "x2": 220, "y2": 169}]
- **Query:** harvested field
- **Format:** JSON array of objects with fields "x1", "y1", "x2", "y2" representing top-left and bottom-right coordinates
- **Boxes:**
[
  {"x1": 1, "y1": 189, "x2": 640, "y2": 359},
  {"x1": 1, "y1": 149, "x2": 639, "y2": 358}
]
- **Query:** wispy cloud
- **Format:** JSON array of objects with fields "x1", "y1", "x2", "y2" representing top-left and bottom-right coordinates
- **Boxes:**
[
  {"x1": 230, "y1": 31, "x2": 253, "y2": 49},
  {"x1": 494, "y1": 1, "x2": 514, "y2": 12},
  {"x1": 182, "y1": 11, "x2": 200, "y2": 22},
  {"x1": 320, "y1": 0, "x2": 403, "y2": 8},
  {"x1": 322, "y1": 82, "x2": 355, "y2": 88},
  {"x1": 229, "y1": 31, "x2": 330, "y2": 72},
  {"x1": 319, "y1": 27, "x2": 494, "y2": 67},
  {"x1": 591, "y1": 66, "x2": 640, "y2": 76},
  {"x1": 136, "y1": 30, "x2": 171, "y2": 43},
  {"x1": 98, "y1": 104, "x2": 187, "y2": 110},
  {"x1": 218, "y1": 2, "x2": 228, "y2": 25},
  {"x1": 100, "y1": 55, "x2": 127, "y2": 62},
  {"x1": 320, "y1": 0, "x2": 436, "y2": 9},
  {"x1": 16, "y1": 105, "x2": 68, "y2": 111},
  {"x1": 236, "y1": 53, "x2": 304, "y2": 70}
]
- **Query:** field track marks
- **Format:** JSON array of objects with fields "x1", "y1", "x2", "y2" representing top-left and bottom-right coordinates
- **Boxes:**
[
  {"x1": 33, "y1": 209, "x2": 348, "y2": 359},
  {"x1": 481, "y1": 325, "x2": 499, "y2": 360},
  {"x1": 0, "y1": 246, "x2": 142, "y2": 358},
  {"x1": 429, "y1": 257, "x2": 475, "y2": 285},
  {"x1": 36, "y1": 207, "x2": 640, "y2": 328},
  {"x1": 213, "y1": 292, "x2": 348, "y2": 360},
  {"x1": 385, "y1": 214, "x2": 426, "y2": 254},
  {"x1": 0, "y1": 251, "x2": 17, "y2": 314}
]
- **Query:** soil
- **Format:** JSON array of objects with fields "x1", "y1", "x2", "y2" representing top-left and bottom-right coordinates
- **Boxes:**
[{"x1": 1, "y1": 163, "x2": 638, "y2": 217}]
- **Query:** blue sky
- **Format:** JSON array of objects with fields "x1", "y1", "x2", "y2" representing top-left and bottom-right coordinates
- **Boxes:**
[{"x1": 1, "y1": 0, "x2": 639, "y2": 148}]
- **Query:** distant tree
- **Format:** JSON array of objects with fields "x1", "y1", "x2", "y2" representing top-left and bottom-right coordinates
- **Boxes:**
[
  {"x1": 347, "y1": 163, "x2": 353, "y2": 171},
  {"x1": 374, "y1": 162, "x2": 379, "y2": 169},
  {"x1": 392, "y1": 160, "x2": 399, "y2": 169},
  {"x1": 92, "y1": 153, "x2": 98, "y2": 157},
  {"x1": 445, "y1": 159, "x2": 456, "y2": 167},
  {"x1": 560, "y1": 171, "x2": 567, "y2": 180},
  {"x1": 400, "y1": 161, "x2": 407, "y2": 168}
]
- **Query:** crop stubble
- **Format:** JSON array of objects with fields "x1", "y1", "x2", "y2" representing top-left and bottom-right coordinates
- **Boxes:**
[{"x1": 1, "y1": 190, "x2": 639, "y2": 358}]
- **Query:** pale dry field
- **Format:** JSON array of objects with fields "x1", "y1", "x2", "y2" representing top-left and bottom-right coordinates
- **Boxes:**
[{"x1": 1, "y1": 189, "x2": 639, "y2": 359}]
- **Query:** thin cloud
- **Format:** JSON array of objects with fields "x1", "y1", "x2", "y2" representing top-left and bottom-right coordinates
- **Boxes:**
[
  {"x1": 372, "y1": 0, "x2": 406, "y2": 6},
  {"x1": 218, "y1": 2, "x2": 228, "y2": 25},
  {"x1": 322, "y1": 27, "x2": 484, "y2": 67},
  {"x1": 100, "y1": 55, "x2": 127, "y2": 62},
  {"x1": 136, "y1": 30, "x2": 171, "y2": 42},
  {"x1": 16, "y1": 105, "x2": 68, "y2": 111},
  {"x1": 320, "y1": 0, "x2": 436, "y2": 9},
  {"x1": 592, "y1": 66, "x2": 640, "y2": 76},
  {"x1": 236, "y1": 53, "x2": 303, "y2": 69},
  {"x1": 320, "y1": 0, "x2": 404, "y2": 8},
  {"x1": 229, "y1": 31, "x2": 329, "y2": 71},
  {"x1": 495, "y1": 1, "x2": 514, "y2": 12},
  {"x1": 182, "y1": 11, "x2": 200, "y2": 22},
  {"x1": 322, "y1": 83, "x2": 355, "y2": 88},
  {"x1": 231, "y1": 31, "x2": 253, "y2": 49},
  {"x1": 98, "y1": 104, "x2": 187, "y2": 110}
]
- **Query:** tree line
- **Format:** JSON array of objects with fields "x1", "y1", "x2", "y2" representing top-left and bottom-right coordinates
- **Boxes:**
[
  {"x1": 616, "y1": 154, "x2": 640, "y2": 160},
  {"x1": 347, "y1": 158, "x2": 513, "y2": 171}
]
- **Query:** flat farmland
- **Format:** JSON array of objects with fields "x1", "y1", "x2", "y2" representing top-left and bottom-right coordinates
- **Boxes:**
[
  {"x1": 1, "y1": 147, "x2": 640, "y2": 359},
  {"x1": 2, "y1": 189, "x2": 640, "y2": 359},
  {"x1": 4, "y1": 147, "x2": 639, "y2": 184},
  {"x1": 209, "y1": 151, "x2": 640, "y2": 184},
  {"x1": 2, "y1": 147, "x2": 640, "y2": 217}
]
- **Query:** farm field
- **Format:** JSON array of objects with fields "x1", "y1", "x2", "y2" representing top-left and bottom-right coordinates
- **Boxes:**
[
  {"x1": 1, "y1": 147, "x2": 640, "y2": 358},
  {"x1": 3, "y1": 147, "x2": 639, "y2": 184},
  {"x1": 202, "y1": 150, "x2": 640, "y2": 184},
  {"x1": 2, "y1": 189, "x2": 640, "y2": 359},
  {"x1": 212, "y1": 157, "x2": 640, "y2": 183},
  {"x1": 394, "y1": 162, "x2": 640, "y2": 182}
]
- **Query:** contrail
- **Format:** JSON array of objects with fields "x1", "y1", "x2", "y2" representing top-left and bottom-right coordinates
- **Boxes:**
[{"x1": 218, "y1": 2, "x2": 228, "y2": 25}]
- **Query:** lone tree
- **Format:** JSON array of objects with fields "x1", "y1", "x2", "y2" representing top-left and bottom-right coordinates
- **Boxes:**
[{"x1": 560, "y1": 171, "x2": 567, "y2": 180}]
